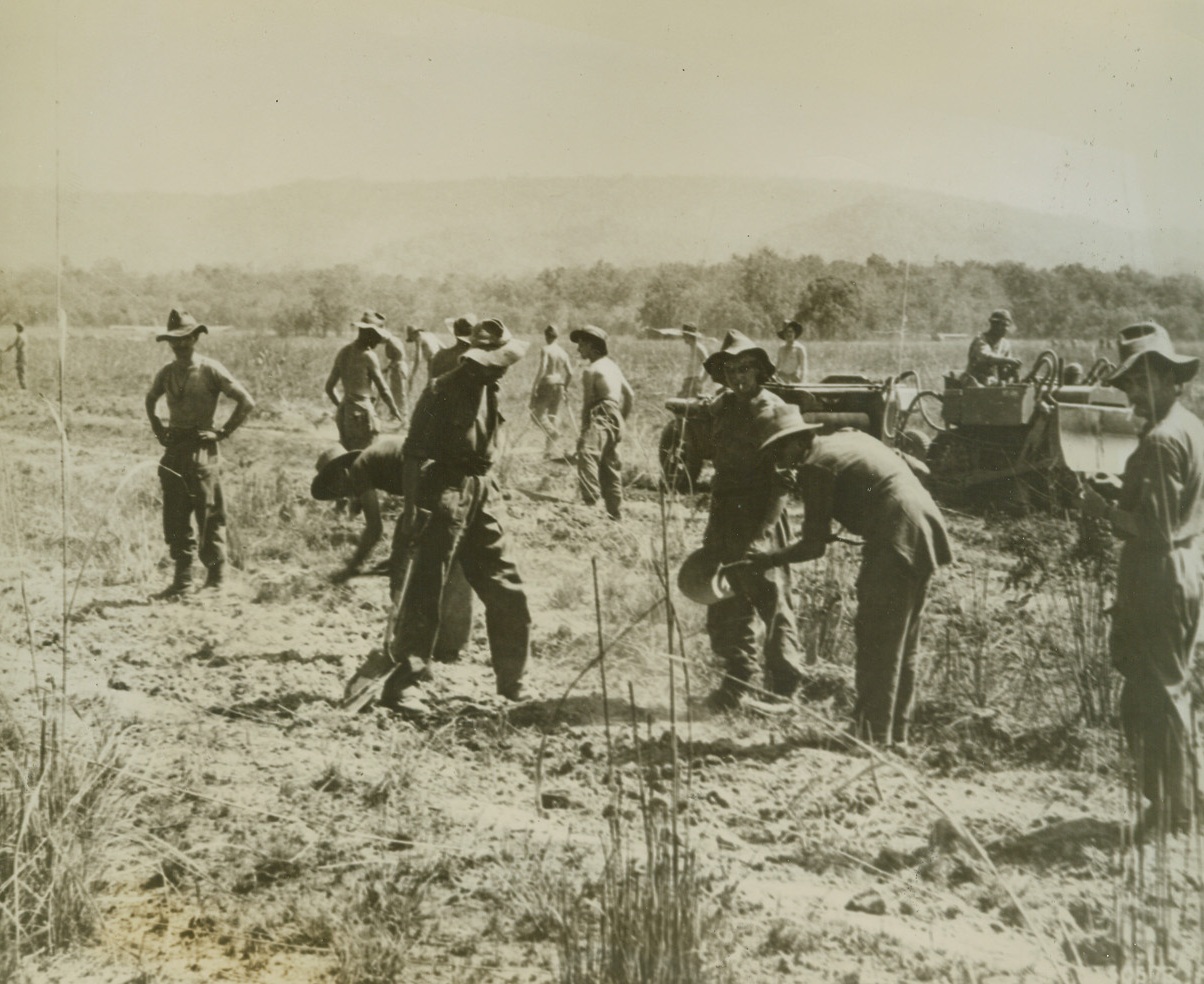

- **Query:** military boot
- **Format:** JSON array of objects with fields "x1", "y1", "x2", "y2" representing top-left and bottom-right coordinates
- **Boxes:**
[
  {"x1": 157, "y1": 559, "x2": 193, "y2": 599},
  {"x1": 202, "y1": 563, "x2": 225, "y2": 590}
]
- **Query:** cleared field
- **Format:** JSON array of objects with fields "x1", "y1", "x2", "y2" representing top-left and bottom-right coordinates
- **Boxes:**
[{"x1": 2, "y1": 329, "x2": 1202, "y2": 983}]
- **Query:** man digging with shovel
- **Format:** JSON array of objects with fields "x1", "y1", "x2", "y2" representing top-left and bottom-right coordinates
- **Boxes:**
[{"x1": 343, "y1": 319, "x2": 534, "y2": 716}]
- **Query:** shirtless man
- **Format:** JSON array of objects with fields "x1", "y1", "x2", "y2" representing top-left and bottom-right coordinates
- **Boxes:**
[{"x1": 570, "y1": 325, "x2": 634, "y2": 520}]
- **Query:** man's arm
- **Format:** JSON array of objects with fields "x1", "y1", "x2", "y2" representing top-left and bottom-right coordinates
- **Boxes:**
[
  {"x1": 145, "y1": 374, "x2": 169, "y2": 445},
  {"x1": 324, "y1": 355, "x2": 342, "y2": 408},
  {"x1": 369, "y1": 362, "x2": 403, "y2": 421},
  {"x1": 215, "y1": 373, "x2": 255, "y2": 439},
  {"x1": 619, "y1": 375, "x2": 634, "y2": 420}
]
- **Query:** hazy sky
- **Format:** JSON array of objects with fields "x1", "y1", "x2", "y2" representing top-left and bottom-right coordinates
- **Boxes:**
[{"x1": 3, "y1": 0, "x2": 1202, "y2": 231}]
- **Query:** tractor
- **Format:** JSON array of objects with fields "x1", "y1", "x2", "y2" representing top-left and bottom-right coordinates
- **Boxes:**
[{"x1": 903, "y1": 350, "x2": 1141, "y2": 510}]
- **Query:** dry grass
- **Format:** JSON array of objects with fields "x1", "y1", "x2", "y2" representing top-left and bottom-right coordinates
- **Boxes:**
[{"x1": 0, "y1": 706, "x2": 140, "y2": 963}]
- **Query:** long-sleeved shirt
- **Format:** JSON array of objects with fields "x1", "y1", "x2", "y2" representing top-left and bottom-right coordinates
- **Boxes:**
[
  {"x1": 1115, "y1": 401, "x2": 1204, "y2": 551},
  {"x1": 404, "y1": 365, "x2": 499, "y2": 473},
  {"x1": 428, "y1": 340, "x2": 471, "y2": 382},
  {"x1": 793, "y1": 430, "x2": 953, "y2": 573}
]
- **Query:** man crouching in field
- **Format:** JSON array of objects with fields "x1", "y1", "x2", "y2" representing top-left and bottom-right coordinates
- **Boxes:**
[
  {"x1": 353, "y1": 319, "x2": 533, "y2": 714},
  {"x1": 310, "y1": 436, "x2": 474, "y2": 663},
  {"x1": 728, "y1": 409, "x2": 952, "y2": 749},
  {"x1": 145, "y1": 309, "x2": 255, "y2": 597}
]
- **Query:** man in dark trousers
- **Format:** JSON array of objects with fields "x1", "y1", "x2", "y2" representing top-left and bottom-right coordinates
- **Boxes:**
[
  {"x1": 694, "y1": 330, "x2": 805, "y2": 709},
  {"x1": 1083, "y1": 322, "x2": 1204, "y2": 839},
  {"x1": 729, "y1": 408, "x2": 952, "y2": 747},
  {"x1": 145, "y1": 309, "x2": 255, "y2": 596},
  {"x1": 368, "y1": 318, "x2": 533, "y2": 713}
]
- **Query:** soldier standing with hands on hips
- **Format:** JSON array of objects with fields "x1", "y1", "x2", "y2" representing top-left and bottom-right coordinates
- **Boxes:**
[{"x1": 145, "y1": 310, "x2": 255, "y2": 597}]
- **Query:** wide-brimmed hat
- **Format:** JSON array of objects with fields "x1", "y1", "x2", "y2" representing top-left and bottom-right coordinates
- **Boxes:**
[
  {"x1": 157, "y1": 309, "x2": 208, "y2": 341},
  {"x1": 1106, "y1": 321, "x2": 1199, "y2": 386},
  {"x1": 311, "y1": 446, "x2": 362, "y2": 501},
  {"x1": 677, "y1": 548, "x2": 735, "y2": 606},
  {"x1": 569, "y1": 325, "x2": 608, "y2": 356},
  {"x1": 681, "y1": 322, "x2": 701, "y2": 337},
  {"x1": 461, "y1": 318, "x2": 529, "y2": 369},
  {"x1": 778, "y1": 319, "x2": 804, "y2": 340},
  {"x1": 755, "y1": 402, "x2": 823, "y2": 452},
  {"x1": 352, "y1": 311, "x2": 388, "y2": 342},
  {"x1": 444, "y1": 316, "x2": 476, "y2": 338},
  {"x1": 703, "y1": 330, "x2": 774, "y2": 385},
  {"x1": 988, "y1": 309, "x2": 1014, "y2": 331}
]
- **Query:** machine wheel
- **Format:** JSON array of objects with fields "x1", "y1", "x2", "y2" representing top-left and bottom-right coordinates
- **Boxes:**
[
  {"x1": 897, "y1": 428, "x2": 931, "y2": 460},
  {"x1": 659, "y1": 417, "x2": 703, "y2": 493}
]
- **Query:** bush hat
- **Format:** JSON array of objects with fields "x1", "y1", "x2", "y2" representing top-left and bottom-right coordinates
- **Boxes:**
[
  {"x1": 444, "y1": 316, "x2": 475, "y2": 338},
  {"x1": 462, "y1": 318, "x2": 529, "y2": 369},
  {"x1": 703, "y1": 329, "x2": 774, "y2": 385},
  {"x1": 311, "y1": 445, "x2": 362, "y2": 501},
  {"x1": 755, "y1": 402, "x2": 823, "y2": 452},
  {"x1": 1106, "y1": 321, "x2": 1199, "y2": 385},
  {"x1": 157, "y1": 309, "x2": 208, "y2": 341},
  {"x1": 569, "y1": 325, "x2": 609, "y2": 356},
  {"x1": 988, "y1": 309, "x2": 1014, "y2": 330},
  {"x1": 352, "y1": 311, "x2": 389, "y2": 343},
  {"x1": 681, "y1": 322, "x2": 701, "y2": 337},
  {"x1": 778, "y1": 320, "x2": 804, "y2": 340},
  {"x1": 677, "y1": 548, "x2": 736, "y2": 607}
]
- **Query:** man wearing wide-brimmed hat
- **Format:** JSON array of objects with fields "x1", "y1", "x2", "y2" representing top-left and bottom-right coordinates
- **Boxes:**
[
  {"x1": 693, "y1": 329, "x2": 805, "y2": 710},
  {"x1": 1082, "y1": 321, "x2": 1204, "y2": 838},
  {"x1": 728, "y1": 406, "x2": 952, "y2": 747},
  {"x1": 145, "y1": 309, "x2": 256, "y2": 596},
  {"x1": 325, "y1": 312, "x2": 404, "y2": 451},
  {"x1": 964, "y1": 308, "x2": 1022, "y2": 385},
  {"x1": 310, "y1": 438, "x2": 473, "y2": 662},
  {"x1": 773, "y1": 319, "x2": 808, "y2": 385},
  {"x1": 570, "y1": 325, "x2": 634, "y2": 520},
  {"x1": 360, "y1": 318, "x2": 533, "y2": 713}
]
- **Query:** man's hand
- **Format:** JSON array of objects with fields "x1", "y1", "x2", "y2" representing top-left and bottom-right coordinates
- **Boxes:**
[
  {"x1": 1079, "y1": 486, "x2": 1111, "y2": 520},
  {"x1": 724, "y1": 550, "x2": 774, "y2": 578},
  {"x1": 151, "y1": 420, "x2": 171, "y2": 447}
]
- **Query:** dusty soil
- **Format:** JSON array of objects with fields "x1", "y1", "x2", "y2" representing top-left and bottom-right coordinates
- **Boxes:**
[{"x1": 2, "y1": 384, "x2": 1201, "y2": 984}]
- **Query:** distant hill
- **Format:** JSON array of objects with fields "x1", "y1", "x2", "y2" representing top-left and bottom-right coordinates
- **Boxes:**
[{"x1": 2, "y1": 176, "x2": 1198, "y2": 276}]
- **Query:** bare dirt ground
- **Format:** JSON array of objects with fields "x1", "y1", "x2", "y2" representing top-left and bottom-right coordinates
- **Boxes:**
[{"x1": 2, "y1": 374, "x2": 1202, "y2": 984}]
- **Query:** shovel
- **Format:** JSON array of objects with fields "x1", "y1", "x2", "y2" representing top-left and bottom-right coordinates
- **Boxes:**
[{"x1": 341, "y1": 507, "x2": 431, "y2": 713}]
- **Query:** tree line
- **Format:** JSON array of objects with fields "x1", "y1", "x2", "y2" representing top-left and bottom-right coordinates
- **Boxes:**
[{"x1": 2, "y1": 251, "x2": 1202, "y2": 342}]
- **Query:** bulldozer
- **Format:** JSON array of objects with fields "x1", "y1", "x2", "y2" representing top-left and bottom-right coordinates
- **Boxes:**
[
  {"x1": 903, "y1": 350, "x2": 1140, "y2": 510},
  {"x1": 659, "y1": 371, "x2": 925, "y2": 492}
]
